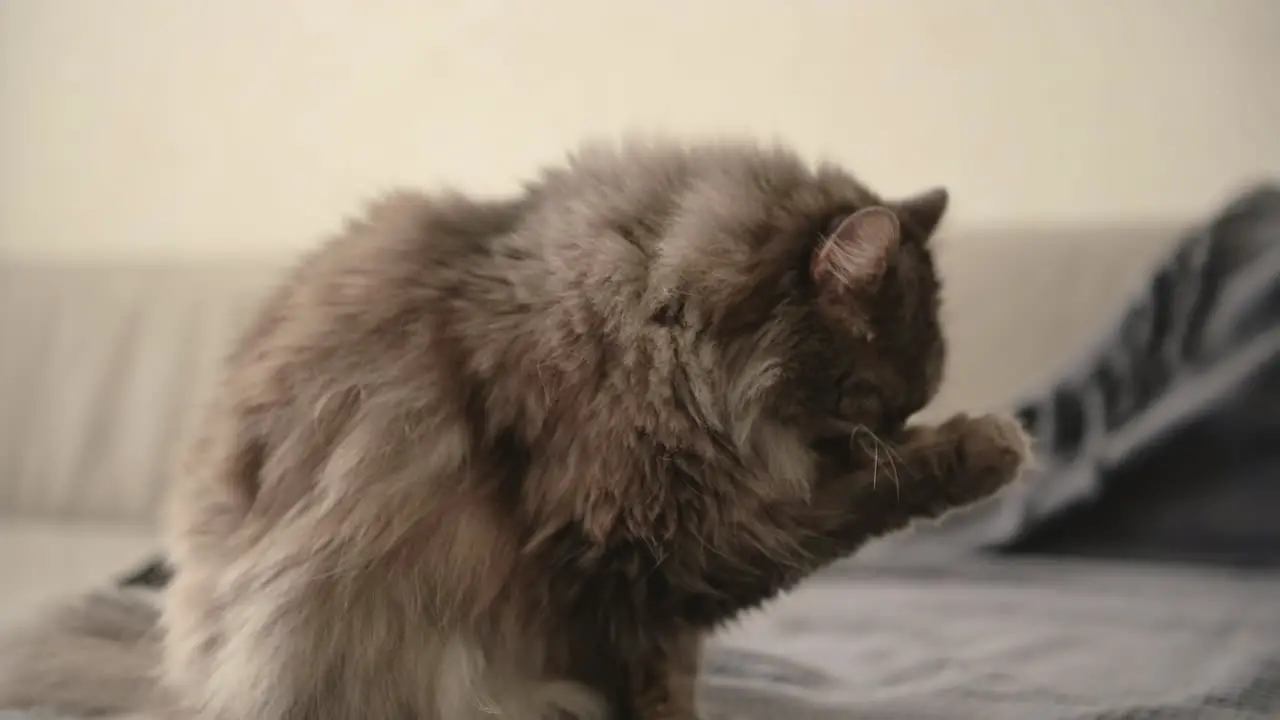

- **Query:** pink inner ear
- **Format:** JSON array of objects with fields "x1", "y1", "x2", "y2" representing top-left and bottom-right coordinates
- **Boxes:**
[{"x1": 812, "y1": 206, "x2": 901, "y2": 288}]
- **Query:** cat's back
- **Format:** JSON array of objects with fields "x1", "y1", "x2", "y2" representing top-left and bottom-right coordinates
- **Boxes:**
[
  {"x1": 234, "y1": 190, "x2": 525, "y2": 372},
  {"x1": 173, "y1": 190, "x2": 533, "y2": 539}
]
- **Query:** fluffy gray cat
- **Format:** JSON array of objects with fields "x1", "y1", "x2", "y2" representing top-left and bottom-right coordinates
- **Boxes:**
[{"x1": 0, "y1": 138, "x2": 1029, "y2": 719}]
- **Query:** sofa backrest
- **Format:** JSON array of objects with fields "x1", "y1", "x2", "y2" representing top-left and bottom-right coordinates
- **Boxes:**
[{"x1": 0, "y1": 226, "x2": 1178, "y2": 525}]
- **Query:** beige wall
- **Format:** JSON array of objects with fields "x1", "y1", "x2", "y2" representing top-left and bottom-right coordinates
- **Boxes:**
[{"x1": 2, "y1": 0, "x2": 1278, "y2": 260}]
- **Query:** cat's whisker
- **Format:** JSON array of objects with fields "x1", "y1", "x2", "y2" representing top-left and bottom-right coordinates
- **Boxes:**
[
  {"x1": 852, "y1": 424, "x2": 903, "y2": 498},
  {"x1": 852, "y1": 435, "x2": 879, "y2": 490},
  {"x1": 858, "y1": 425, "x2": 906, "y2": 467}
]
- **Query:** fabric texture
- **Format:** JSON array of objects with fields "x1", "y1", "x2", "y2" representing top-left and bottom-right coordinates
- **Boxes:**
[
  {"x1": 1005, "y1": 184, "x2": 1280, "y2": 564},
  {"x1": 700, "y1": 557, "x2": 1280, "y2": 719}
]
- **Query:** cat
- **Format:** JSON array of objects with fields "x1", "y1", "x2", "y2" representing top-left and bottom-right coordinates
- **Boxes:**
[{"x1": 0, "y1": 137, "x2": 1030, "y2": 719}]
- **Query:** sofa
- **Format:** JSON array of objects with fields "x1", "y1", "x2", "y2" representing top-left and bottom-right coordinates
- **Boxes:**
[{"x1": 6, "y1": 214, "x2": 1277, "y2": 718}]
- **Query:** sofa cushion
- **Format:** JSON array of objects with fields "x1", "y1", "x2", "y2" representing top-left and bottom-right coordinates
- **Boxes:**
[{"x1": 0, "y1": 261, "x2": 281, "y2": 524}]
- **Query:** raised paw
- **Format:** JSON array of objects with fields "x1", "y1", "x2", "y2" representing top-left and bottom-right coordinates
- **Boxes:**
[
  {"x1": 818, "y1": 412, "x2": 1036, "y2": 546},
  {"x1": 943, "y1": 412, "x2": 1033, "y2": 502}
]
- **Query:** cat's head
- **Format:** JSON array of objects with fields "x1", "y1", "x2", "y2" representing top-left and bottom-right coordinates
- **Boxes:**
[
  {"x1": 547, "y1": 141, "x2": 948, "y2": 451},
  {"x1": 507, "y1": 140, "x2": 951, "y2": 543}
]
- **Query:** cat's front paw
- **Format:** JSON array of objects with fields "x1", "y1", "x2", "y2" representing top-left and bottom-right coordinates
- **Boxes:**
[{"x1": 938, "y1": 412, "x2": 1033, "y2": 503}]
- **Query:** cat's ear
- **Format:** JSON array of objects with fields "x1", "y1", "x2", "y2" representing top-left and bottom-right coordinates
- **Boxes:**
[
  {"x1": 895, "y1": 187, "x2": 949, "y2": 240},
  {"x1": 811, "y1": 206, "x2": 900, "y2": 290}
]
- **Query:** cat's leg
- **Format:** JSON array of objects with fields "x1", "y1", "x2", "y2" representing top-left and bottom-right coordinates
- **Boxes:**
[
  {"x1": 684, "y1": 413, "x2": 1030, "y2": 626},
  {"x1": 165, "y1": 554, "x2": 612, "y2": 720},
  {"x1": 627, "y1": 630, "x2": 703, "y2": 720},
  {"x1": 641, "y1": 418, "x2": 1027, "y2": 719},
  {"x1": 814, "y1": 412, "x2": 1033, "y2": 545}
]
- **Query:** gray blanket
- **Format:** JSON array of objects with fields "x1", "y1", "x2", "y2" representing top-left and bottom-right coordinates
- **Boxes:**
[
  {"x1": 9, "y1": 557, "x2": 1279, "y2": 720},
  {"x1": 699, "y1": 557, "x2": 1280, "y2": 719}
]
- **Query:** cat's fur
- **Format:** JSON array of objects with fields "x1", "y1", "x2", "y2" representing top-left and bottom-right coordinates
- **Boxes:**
[{"x1": 0, "y1": 138, "x2": 1030, "y2": 719}]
